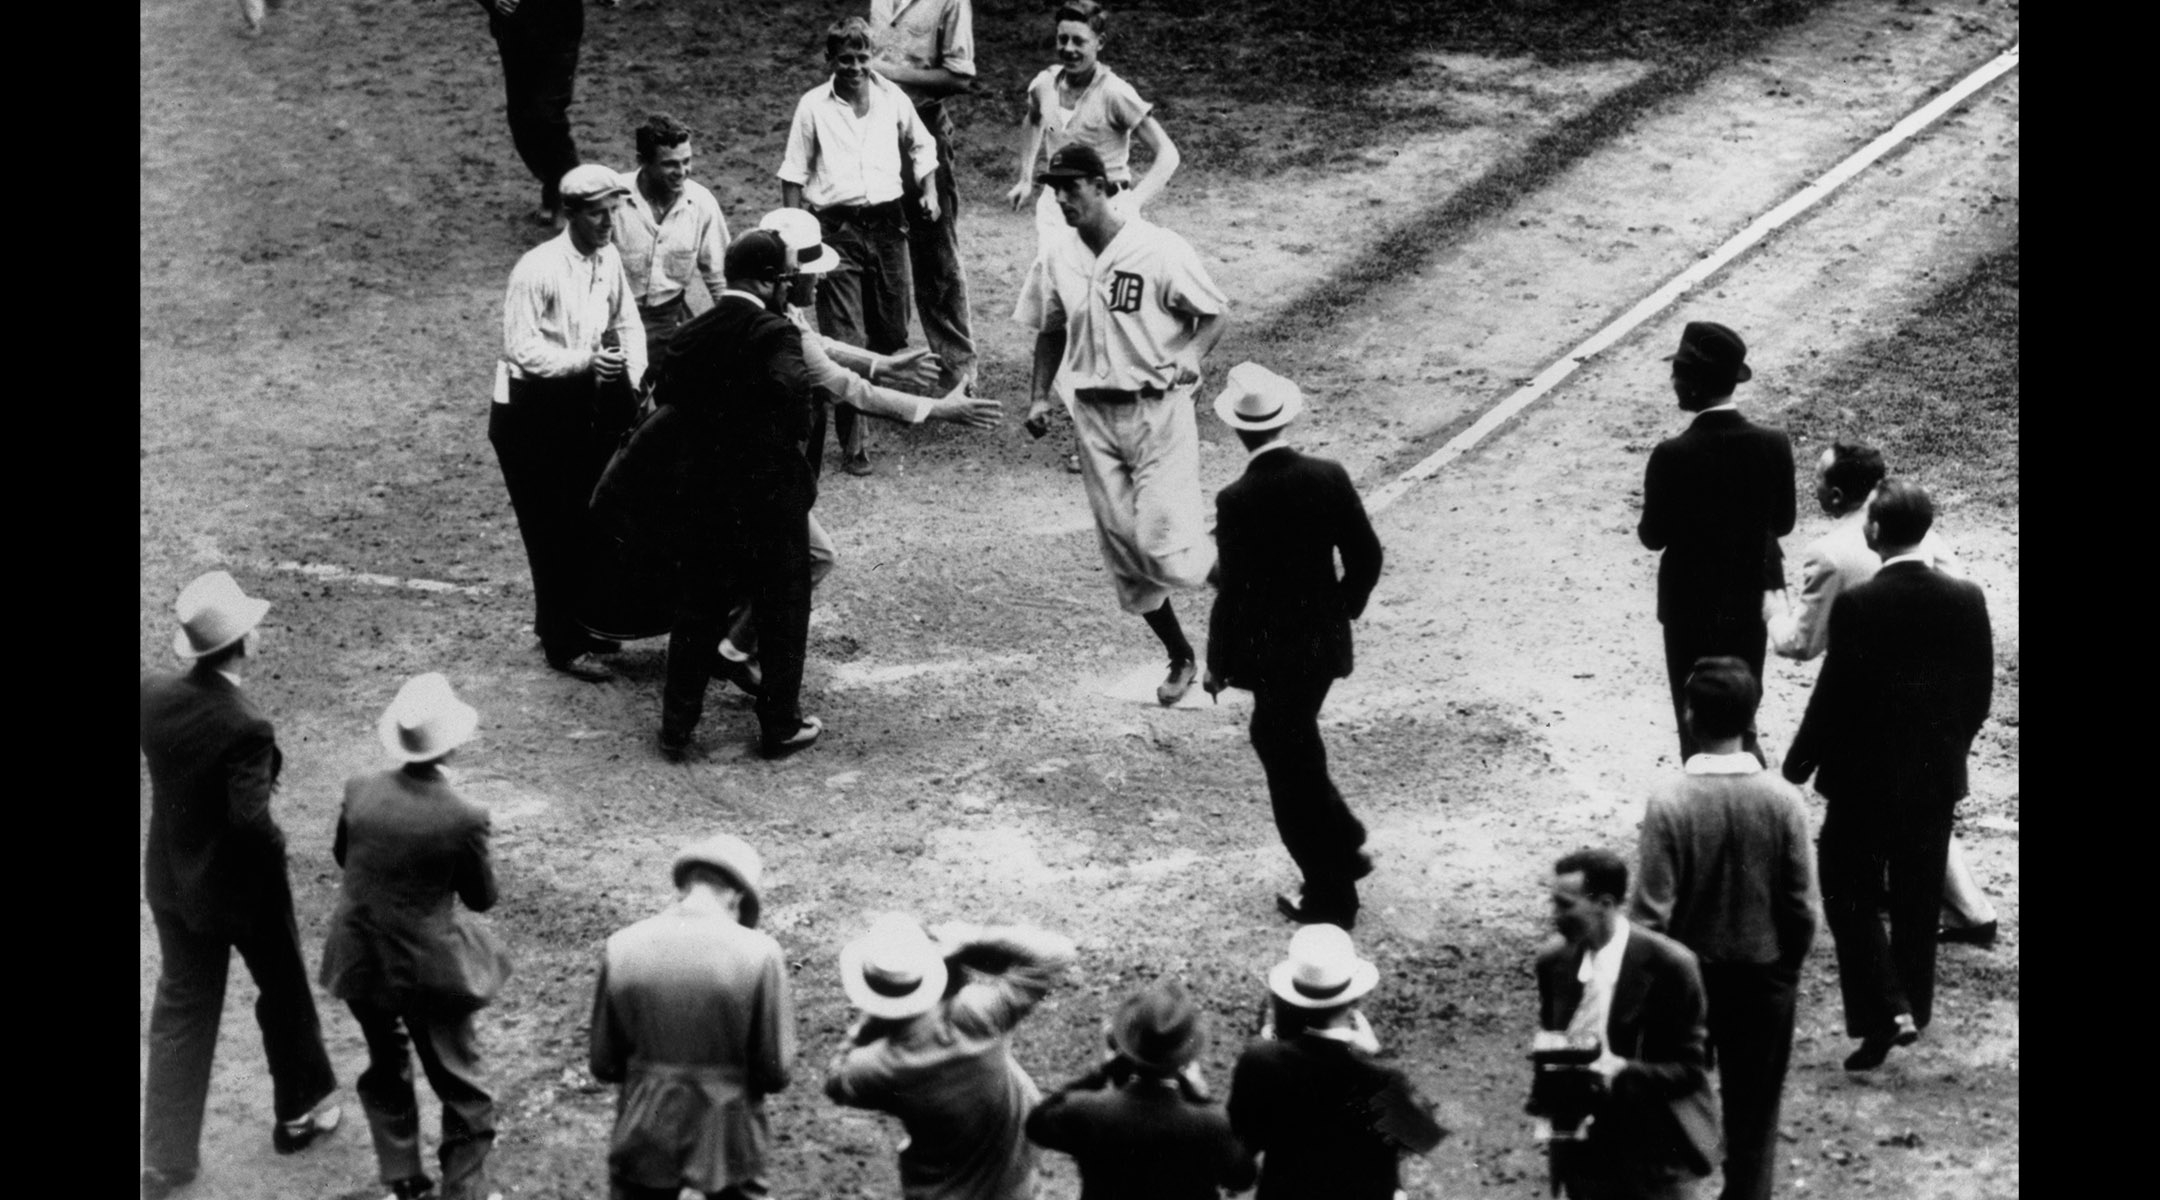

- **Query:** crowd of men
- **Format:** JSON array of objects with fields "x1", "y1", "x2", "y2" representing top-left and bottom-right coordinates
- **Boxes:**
[{"x1": 151, "y1": 3, "x2": 2006, "y2": 1199}]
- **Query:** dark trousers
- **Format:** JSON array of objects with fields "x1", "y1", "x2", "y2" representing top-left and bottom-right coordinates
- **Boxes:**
[
  {"x1": 1700, "y1": 962, "x2": 1797, "y2": 1200},
  {"x1": 142, "y1": 902, "x2": 337, "y2": 1176},
  {"x1": 1250, "y1": 675, "x2": 1367, "y2": 927},
  {"x1": 1819, "y1": 806, "x2": 1953, "y2": 1036},
  {"x1": 901, "y1": 105, "x2": 976, "y2": 390},
  {"x1": 815, "y1": 204, "x2": 912, "y2": 458},
  {"x1": 489, "y1": 12, "x2": 583, "y2": 209},
  {"x1": 614, "y1": 1184, "x2": 765, "y2": 1200},
  {"x1": 638, "y1": 296, "x2": 692, "y2": 366},
  {"x1": 349, "y1": 998, "x2": 496, "y2": 1200},
  {"x1": 490, "y1": 375, "x2": 615, "y2": 660},
  {"x1": 1661, "y1": 617, "x2": 1767, "y2": 762},
  {"x1": 664, "y1": 486, "x2": 813, "y2": 743}
]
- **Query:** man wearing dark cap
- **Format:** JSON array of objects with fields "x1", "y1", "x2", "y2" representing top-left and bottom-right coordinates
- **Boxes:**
[
  {"x1": 1783, "y1": 481, "x2": 1993, "y2": 1072},
  {"x1": 1631, "y1": 657, "x2": 1816, "y2": 1200},
  {"x1": 590, "y1": 834, "x2": 796, "y2": 1200},
  {"x1": 1015, "y1": 143, "x2": 1229, "y2": 706},
  {"x1": 1026, "y1": 980, "x2": 1256, "y2": 1199},
  {"x1": 1637, "y1": 320, "x2": 1794, "y2": 762},
  {"x1": 493, "y1": 163, "x2": 646, "y2": 682}
]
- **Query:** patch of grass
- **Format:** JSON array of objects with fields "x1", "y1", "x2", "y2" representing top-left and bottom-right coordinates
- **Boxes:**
[{"x1": 1779, "y1": 238, "x2": 2020, "y2": 511}]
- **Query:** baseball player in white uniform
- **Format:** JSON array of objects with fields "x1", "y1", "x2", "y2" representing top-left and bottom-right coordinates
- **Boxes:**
[{"x1": 1015, "y1": 144, "x2": 1228, "y2": 705}]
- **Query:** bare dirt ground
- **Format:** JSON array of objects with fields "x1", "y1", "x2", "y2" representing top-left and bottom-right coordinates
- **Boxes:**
[{"x1": 141, "y1": 1, "x2": 2017, "y2": 1196}]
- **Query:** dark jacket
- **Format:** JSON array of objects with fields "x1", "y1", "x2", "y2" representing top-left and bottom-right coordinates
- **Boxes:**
[
  {"x1": 318, "y1": 768, "x2": 511, "y2": 1014},
  {"x1": 1206, "y1": 447, "x2": 1383, "y2": 688},
  {"x1": 1227, "y1": 1032, "x2": 1438, "y2": 1200},
  {"x1": 1783, "y1": 560, "x2": 1994, "y2": 819},
  {"x1": 1027, "y1": 1065, "x2": 1255, "y2": 1200},
  {"x1": 1535, "y1": 926, "x2": 1719, "y2": 1187},
  {"x1": 1637, "y1": 409, "x2": 1795, "y2": 626},
  {"x1": 141, "y1": 666, "x2": 293, "y2": 940}
]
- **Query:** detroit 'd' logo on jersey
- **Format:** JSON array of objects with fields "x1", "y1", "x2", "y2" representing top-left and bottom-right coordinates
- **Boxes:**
[{"x1": 1105, "y1": 271, "x2": 1144, "y2": 314}]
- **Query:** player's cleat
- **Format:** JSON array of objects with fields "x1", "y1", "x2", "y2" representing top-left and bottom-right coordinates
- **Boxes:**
[
  {"x1": 761, "y1": 716, "x2": 824, "y2": 758},
  {"x1": 843, "y1": 448, "x2": 875, "y2": 476},
  {"x1": 273, "y1": 1101, "x2": 342, "y2": 1154},
  {"x1": 1157, "y1": 658, "x2": 1198, "y2": 706}
]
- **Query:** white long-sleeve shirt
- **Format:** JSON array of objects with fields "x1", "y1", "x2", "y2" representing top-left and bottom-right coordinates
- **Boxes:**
[
  {"x1": 786, "y1": 307, "x2": 933, "y2": 424},
  {"x1": 498, "y1": 230, "x2": 647, "y2": 399},
  {"x1": 776, "y1": 74, "x2": 940, "y2": 209}
]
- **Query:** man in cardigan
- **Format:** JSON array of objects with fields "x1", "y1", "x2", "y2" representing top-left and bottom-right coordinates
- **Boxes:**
[{"x1": 1203, "y1": 363, "x2": 1382, "y2": 928}]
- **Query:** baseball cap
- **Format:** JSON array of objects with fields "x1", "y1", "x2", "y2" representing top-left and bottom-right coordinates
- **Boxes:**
[
  {"x1": 1037, "y1": 144, "x2": 1110, "y2": 185},
  {"x1": 559, "y1": 164, "x2": 631, "y2": 207}
]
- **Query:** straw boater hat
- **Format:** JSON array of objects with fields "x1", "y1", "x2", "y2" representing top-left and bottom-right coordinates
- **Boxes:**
[
  {"x1": 1110, "y1": 979, "x2": 1209, "y2": 1074},
  {"x1": 172, "y1": 570, "x2": 272, "y2": 660},
  {"x1": 1267, "y1": 923, "x2": 1380, "y2": 1010},
  {"x1": 839, "y1": 913, "x2": 950, "y2": 1021},
  {"x1": 671, "y1": 833, "x2": 767, "y2": 929},
  {"x1": 376, "y1": 672, "x2": 480, "y2": 765},
  {"x1": 1213, "y1": 361, "x2": 1305, "y2": 432},
  {"x1": 759, "y1": 208, "x2": 840, "y2": 275}
]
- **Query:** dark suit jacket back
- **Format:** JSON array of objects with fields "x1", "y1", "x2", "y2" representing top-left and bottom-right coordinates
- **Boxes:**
[
  {"x1": 318, "y1": 768, "x2": 511, "y2": 1014},
  {"x1": 1228, "y1": 1032, "x2": 1424, "y2": 1200},
  {"x1": 649, "y1": 294, "x2": 816, "y2": 506},
  {"x1": 141, "y1": 667, "x2": 291, "y2": 939},
  {"x1": 1535, "y1": 927, "x2": 1718, "y2": 1184},
  {"x1": 1207, "y1": 447, "x2": 1383, "y2": 687},
  {"x1": 1027, "y1": 1069, "x2": 1255, "y2": 1200},
  {"x1": 1637, "y1": 409, "x2": 1796, "y2": 625},
  {"x1": 1784, "y1": 561, "x2": 1993, "y2": 817}
]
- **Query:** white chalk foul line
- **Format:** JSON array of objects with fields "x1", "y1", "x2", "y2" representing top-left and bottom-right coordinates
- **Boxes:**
[
  {"x1": 245, "y1": 558, "x2": 495, "y2": 598},
  {"x1": 1362, "y1": 43, "x2": 2021, "y2": 517}
]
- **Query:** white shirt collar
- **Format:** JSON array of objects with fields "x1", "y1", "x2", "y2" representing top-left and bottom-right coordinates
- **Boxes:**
[
  {"x1": 1879, "y1": 551, "x2": 1931, "y2": 568},
  {"x1": 719, "y1": 289, "x2": 768, "y2": 307},
  {"x1": 215, "y1": 668, "x2": 244, "y2": 688},
  {"x1": 1691, "y1": 401, "x2": 1739, "y2": 419},
  {"x1": 1248, "y1": 440, "x2": 1294, "y2": 461},
  {"x1": 1576, "y1": 914, "x2": 1631, "y2": 986},
  {"x1": 1684, "y1": 751, "x2": 1761, "y2": 776}
]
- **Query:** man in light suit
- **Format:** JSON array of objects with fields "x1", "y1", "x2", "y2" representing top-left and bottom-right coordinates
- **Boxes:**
[
  {"x1": 320, "y1": 673, "x2": 512, "y2": 1200},
  {"x1": 1783, "y1": 481, "x2": 1994, "y2": 1071},
  {"x1": 1202, "y1": 363, "x2": 1383, "y2": 928},
  {"x1": 1538, "y1": 848, "x2": 1718, "y2": 1200},
  {"x1": 1769, "y1": 441, "x2": 1998, "y2": 945},
  {"x1": 1637, "y1": 321, "x2": 1795, "y2": 763},
  {"x1": 1632, "y1": 659, "x2": 1815, "y2": 1200},
  {"x1": 141, "y1": 571, "x2": 341, "y2": 1200},
  {"x1": 590, "y1": 834, "x2": 795, "y2": 1200}
]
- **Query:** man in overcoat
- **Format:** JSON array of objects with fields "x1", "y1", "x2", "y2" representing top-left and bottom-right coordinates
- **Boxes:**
[
  {"x1": 590, "y1": 834, "x2": 795, "y2": 1200},
  {"x1": 1202, "y1": 363, "x2": 1382, "y2": 928},
  {"x1": 1782, "y1": 480, "x2": 1994, "y2": 1070},
  {"x1": 141, "y1": 571, "x2": 340, "y2": 1200}
]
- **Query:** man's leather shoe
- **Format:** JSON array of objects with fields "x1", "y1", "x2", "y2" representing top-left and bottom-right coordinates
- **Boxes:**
[
  {"x1": 1157, "y1": 658, "x2": 1198, "y2": 706},
  {"x1": 142, "y1": 1168, "x2": 197, "y2": 1200},
  {"x1": 658, "y1": 729, "x2": 696, "y2": 763},
  {"x1": 383, "y1": 1175, "x2": 436, "y2": 1200},
  {"x1": 761, "y1": 716, "x2": 824, "y2": 758},
  {"x1": 1351, "y1": 850, "x2": 1376, "y2": 880},
  {"x1": 547, "y1": 651, "x2": 615, "y2": 682},
  {"x1": 1938, "y1": 920, "x2": 1998, "y2": 947},
  {"x1": 843, "y1": 449, "x2": 875, "y2": 476},
  {"x1": 1275, "y1": 890, "x2": 1309, "y2": 922},
  {"x1": 1844, "y1": 1015, "x2": 1920, "y2": 1071},
  {"x1": 711, "y1": 652, "x2": 765, "y2": 698},
  {"x1": 273, "y1": 1101, "x2": 342, "y2": 1154}
]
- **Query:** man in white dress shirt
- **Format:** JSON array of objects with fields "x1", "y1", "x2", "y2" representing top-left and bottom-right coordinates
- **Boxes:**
[{"x1": 491, "y1": 163, "x2": 646, "y2": 682}]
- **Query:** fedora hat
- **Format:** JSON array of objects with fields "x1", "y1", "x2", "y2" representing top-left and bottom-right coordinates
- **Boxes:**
[
  {"x1": 839, "y1": 913, "x2": 950, "y2": 1021},
  {"x1": 1110, "y1": 979, "x2": 1208, "y2": 1074},
  {"x1": 1213, "y1": 361, "x2": 1305, "y2": 432},
  {"x1": 172, "y1": 570, "x2": 271, "y2": 660},
  {"x1": 759, "y1": 207, "x2": 839, "y2": 275},
  {"x1": 672, "y1": 833, "x2": 766, "y2": 928},
  {"x1": 1664, "y1": 320, "x2": 1753, "y2": 383},
  {"x1": 376, "y1": 672, "x2": 480, "y2": 764},
  {"x1": 1267, "y1": 923, "x2": 1380, "y2": 1010}
]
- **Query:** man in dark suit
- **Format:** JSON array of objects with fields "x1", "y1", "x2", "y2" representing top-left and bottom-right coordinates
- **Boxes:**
[
  {"x1": 1637, "y1": 321, "x2": 1795, "y2": 762},
  {"x1": 1537, "y1": 848, "x2": 1718, "y2": 1200},
  {"x1": 1027, "y1": 979, "x2": 1256, "y2": 1199},
  {"x1": 646, "y1": 228, "x2": 824, "y2": 759},
  {"x1": 1631, "y1": 659, "x2": 1816, "y2": 1200},
  {"x1": 1229, "y1": 925, "x2": 1445, "y2": 1200},
  {"x1": 141, "y1": 572, "x2": 340, "y2": 1200},
  {"x1": 1202, "y1": 363, "x2": 1383, "y2": 928},
  {"x1": 1782, "y1": 481, "x2": 1993, "y2": 1071}
]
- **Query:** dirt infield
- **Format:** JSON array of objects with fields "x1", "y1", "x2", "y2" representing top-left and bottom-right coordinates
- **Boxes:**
[{"x1": 141, "y1": 1, "x2": 2017, "y2": 1197}]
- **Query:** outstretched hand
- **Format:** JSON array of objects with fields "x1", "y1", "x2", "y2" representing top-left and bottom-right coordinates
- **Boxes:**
[
  {"x1": 879, "y1": 345, "x2": 944, "y2": 393},
  {"x1": 932, "y1": 382, "x2": 1002, "y2": 430}
]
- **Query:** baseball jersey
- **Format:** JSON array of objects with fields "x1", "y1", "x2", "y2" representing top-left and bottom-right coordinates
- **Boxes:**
[{"x1": 1013, "y1": 217, "x2": 1228, "y2": 398}]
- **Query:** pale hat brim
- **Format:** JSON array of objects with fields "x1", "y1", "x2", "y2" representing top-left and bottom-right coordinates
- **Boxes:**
[
  {"x1": 838, "y1": 936, "x2": 950, "y2": 1021},
  {"x1": 377, "y1": 696, "x2": 480, "y2": 763},
  {"x1": 1267, "y1": 955, "x2": 1380, "y2": 1009},
  {"x1": 171, "y1": 596, "x2": 271, "y2": 660},
  {"x1": 1214, "y1": 374, "x2": 1305, "y2": 432}
]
